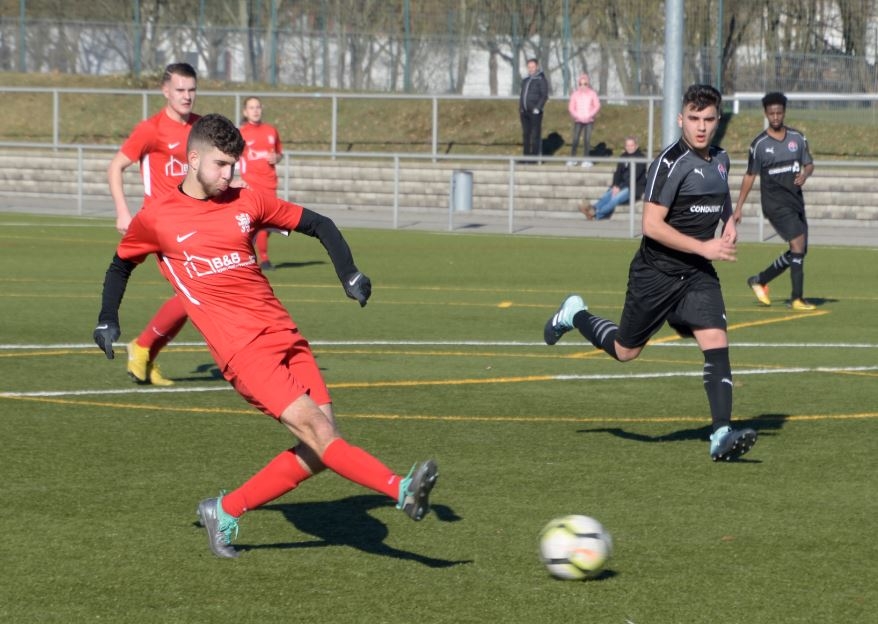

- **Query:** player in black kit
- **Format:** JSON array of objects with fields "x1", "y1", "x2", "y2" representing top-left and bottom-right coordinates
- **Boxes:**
[
  {"x1": 734, "y1": 91, "x2": 816, "y2": 310},
  {"x1": 543, "y1": 84, "x2": 757, "y2": 462}
]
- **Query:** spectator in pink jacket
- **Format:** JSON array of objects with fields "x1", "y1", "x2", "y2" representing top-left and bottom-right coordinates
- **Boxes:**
[{"x1": 567, "y1": 73, "x2": 601, "y2": 167}]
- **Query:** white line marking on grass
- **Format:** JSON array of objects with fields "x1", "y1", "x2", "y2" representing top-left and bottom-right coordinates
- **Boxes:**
[
  {"x1": 3, "y1": 365, "x2": 876, "y2": 399},
  {"x1": 0, "y1": 386, "x2": 231, "y2": 398},
  {"x1": 554, "y1": 365, "x2": 878, "y2": 381},
  {"x1": 2, "y1": 340, "x2": 877, "y2": 350}
]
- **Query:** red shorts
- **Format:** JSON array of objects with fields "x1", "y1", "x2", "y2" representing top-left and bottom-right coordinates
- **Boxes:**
[{"x1": 223, "y1": 329, "x2": 330, "y2": 419}]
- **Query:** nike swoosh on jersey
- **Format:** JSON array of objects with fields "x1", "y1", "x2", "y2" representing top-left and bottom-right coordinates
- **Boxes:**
[
  {"x1": 168, "y1": 142, "x2": 180, "y2": 149},
  {"x1": 176, "y1": 231, "x2": 197, "y2": 242}
]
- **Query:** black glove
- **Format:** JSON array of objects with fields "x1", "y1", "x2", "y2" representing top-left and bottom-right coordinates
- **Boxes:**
[
  {"x1": 93, "y1": 322, "x2": 121, "y2": 359},
  {"x1": 343, "y1": 271, "x2": 371, "y2": 307}
]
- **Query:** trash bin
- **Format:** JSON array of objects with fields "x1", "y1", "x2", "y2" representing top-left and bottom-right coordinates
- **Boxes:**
[{"x1": 450, "y1": 170, "x2": 473, "y2": 212}]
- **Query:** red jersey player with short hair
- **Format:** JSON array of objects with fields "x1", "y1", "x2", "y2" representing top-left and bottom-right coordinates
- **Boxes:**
[
  {"x1": 94, "y1": 113, "x2": 438, "y2": 558},
  {"x1": 107, "y1": 62, "x2": 200, "y2": 387},
  {"x1": 239, "y1": 96, "x2": 283, "y2": 271}
]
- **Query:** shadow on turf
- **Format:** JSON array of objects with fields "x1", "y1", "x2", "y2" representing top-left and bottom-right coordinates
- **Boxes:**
[
  {"x1": 269, "y1": 260, "x2": 327, "y2": 270},
  {"x1": 547, "y1": 569, "x2": 619, "y2": 582},
  {"x1": 579, "y1": 415, "x2": 791, "y2": 462},
  {"x1": 232, "y1": 495, "x2": 471, "y2": 568},
  {"x1": 776, "y1": 296, "x2": 837, "y2": 308},
  {"x1": 171, "y1": 357, "x2": 331, "y2": 384},
  {"x1": 166, "y1": 362, "x2": 224, "y2": 384}
]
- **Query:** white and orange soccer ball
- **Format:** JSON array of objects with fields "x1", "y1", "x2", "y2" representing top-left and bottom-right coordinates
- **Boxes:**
[{"x1": 538, "y1": 514, "x2": 613, "y2": 580}]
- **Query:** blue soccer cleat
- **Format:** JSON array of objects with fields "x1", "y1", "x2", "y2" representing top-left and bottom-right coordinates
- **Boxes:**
[
  {"x1": 710, "y1": 426, "x2": 758, "y2": 462},
  {"x1": 543, "y1": 295, "x2": 587, "y2": 345}
]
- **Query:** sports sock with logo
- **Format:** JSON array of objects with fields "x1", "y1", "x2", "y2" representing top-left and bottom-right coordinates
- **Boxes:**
[
  {"x1": 572, "y1": 310, "x2": 620, "y2": 360},
  {"x1": 758, "y1": 250, "x2": 791, "y2": 285},
  {"x1": 137, "y1": 294, "x2": 189, "y2": 359},
  {"x1": 221, "y1": 448, "x2": 313, "y2": 517},
  {"x1": 320, "y1": 438, "x2": 400, "y2": 500},
  {"x1": 789, "y1": 252, "x2": 806, "y2": 300},
  {"x1": 703, "y1": 347, "x2": 733, "y2": 432}
]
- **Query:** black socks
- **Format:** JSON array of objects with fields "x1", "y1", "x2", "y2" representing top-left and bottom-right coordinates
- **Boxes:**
[
  {"x1": 703, "y1": 347, "x2": 733, "y2": 432},
  {"x1": 572, "y1": 310, "x2": 620, "y2": 361}
]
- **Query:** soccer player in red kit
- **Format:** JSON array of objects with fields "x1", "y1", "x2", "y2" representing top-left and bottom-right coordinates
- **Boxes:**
[
  {"x1": 239, "y1": 96, "x2": 283, "y2": 271},
  {"x1": 107, "y1": 62, "x2": 200, "y2": 386},
  {"x1": 94, "y1": 113, "x2": 438, "y2": 558}
]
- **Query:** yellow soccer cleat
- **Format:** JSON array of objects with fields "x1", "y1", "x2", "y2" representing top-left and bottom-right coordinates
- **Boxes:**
[
  {"x1": 747, "y1": 276, "x2": 771, "y2": 306},
  {"x1": 126, "y1": 340, "x2": 150, "y2": 383},
  {"x1": 127, "y1": 340, "x2": 174, "y2": 386},
  {"x1": 148, "y1": 363, "x2": 175, "y2": 386},
  {"x1": 790, "y1": 298, "x2": 816, "y2": 311}
]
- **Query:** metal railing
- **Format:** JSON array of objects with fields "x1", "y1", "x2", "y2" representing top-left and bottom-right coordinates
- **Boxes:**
[
  {"x1": 3, "y1": 86, "x2": 878, "y2": 163},
  {"x1": 0, "y1": 86, "x2": 659, "y2": 156},
  {"x1": 2, "y1": 142, "x2": 874, "y2": 241}
]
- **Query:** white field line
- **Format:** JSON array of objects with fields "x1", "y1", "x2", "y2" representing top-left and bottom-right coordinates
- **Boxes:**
[
  {"x1": 2, "y1": 340, "x2": 878, "y2": 350},
  {"x1": 3, "y1": 365, "x2": 877, "y2": 399}
]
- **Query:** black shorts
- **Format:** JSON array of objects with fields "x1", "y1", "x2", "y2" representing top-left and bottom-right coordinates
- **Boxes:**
[
  {"x1": 617, "y1": 258, "x2": 727, "y2": 349},
  {"x1": 764, "y1": 204, "x2": 808, "y2": 242}
]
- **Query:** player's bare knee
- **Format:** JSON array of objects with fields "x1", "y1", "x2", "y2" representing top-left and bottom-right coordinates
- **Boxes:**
[
  {"x1": 293, "y1": 442, "x2": 326, "y2": 475},
  {"x1": 615, "y1": 345, "x2": 641, "y2": 362},
  {"x1": 280, "y1": 396, "x2": 339, "y2": 452}
]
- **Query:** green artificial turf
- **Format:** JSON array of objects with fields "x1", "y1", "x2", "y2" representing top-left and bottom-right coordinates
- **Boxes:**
[{"x1": 0, "y1": 213, "x2": 875, "y2": 623}]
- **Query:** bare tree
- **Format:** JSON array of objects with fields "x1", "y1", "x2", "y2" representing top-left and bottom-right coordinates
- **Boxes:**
[{"x1": 836, "y1": 0, "x2": 878, "y2": 91}]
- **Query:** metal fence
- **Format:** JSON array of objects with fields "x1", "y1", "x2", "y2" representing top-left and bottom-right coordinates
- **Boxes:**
[{"x1": 2, "y1": 86, "x2": 878, "y2": 161}]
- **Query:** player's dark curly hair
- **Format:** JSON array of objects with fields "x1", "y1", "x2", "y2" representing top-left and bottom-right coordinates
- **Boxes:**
[
  {"x1": 762, "y1": 91, "x2": 788, "y2": 109},
  {"x1": 187, "y1": 113, "x2": 245, "y2": 158},
  {"x1": 682, "y1": 84, "x2": 722, "y2": 112}
]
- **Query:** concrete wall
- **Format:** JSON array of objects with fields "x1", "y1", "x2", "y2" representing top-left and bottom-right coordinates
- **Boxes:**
[{"x1": 1, "y1": 148, "x2": 876, "y2": 222}]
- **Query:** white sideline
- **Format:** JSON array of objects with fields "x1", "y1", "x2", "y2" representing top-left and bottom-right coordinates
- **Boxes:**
[
  {"x1": 3, "y1": 365, "x2": 877, "y2": 399},
  {"x1": 2, "y1": 340, "x2": 878, "y2": 350}
]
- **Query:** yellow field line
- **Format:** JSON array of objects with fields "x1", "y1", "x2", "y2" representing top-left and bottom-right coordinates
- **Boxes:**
[
  {"x1": 728, "y1": 309, "x2": 829, "y2": 329},
  {"x1": 2, "y1": 394, "x2": 875, "y2": 424}
]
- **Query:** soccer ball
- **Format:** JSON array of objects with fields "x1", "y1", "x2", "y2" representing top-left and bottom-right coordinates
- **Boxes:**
[{"x1": 538, "y1": 514, "x2": 613, "y2": 580}]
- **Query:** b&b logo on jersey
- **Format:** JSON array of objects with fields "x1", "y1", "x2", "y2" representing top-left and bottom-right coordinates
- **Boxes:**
[{"x1": 787, "y1": 141, "x2": 799, "y2": 153}]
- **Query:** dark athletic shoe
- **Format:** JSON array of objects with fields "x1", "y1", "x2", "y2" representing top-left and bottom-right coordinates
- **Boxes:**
[
  {"x1": 396, "y1": 460, "x2": 439, "y2": 521},
  {"x1": 196, "y1": 496, "x2": 241, "y2": 558},
  {"x1": 709, "y1": 426, "x2": 758, "y2": 462},
  {"x1": 543, "y1": 295, "x2": 586, "y2": 345}
]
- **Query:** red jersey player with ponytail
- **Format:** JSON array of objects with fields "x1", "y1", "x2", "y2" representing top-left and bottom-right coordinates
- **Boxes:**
[{"x1": 107, "y1": 62, "x2": 200, "y2": 386}]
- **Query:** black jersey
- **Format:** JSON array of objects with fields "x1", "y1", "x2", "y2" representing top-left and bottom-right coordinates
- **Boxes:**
[
  {"x1": 745, "y1": 127, "x2": 812, "y2": 212},
  {"x1": 640, "y1": 139, "x2": 732, "y2": 275}
]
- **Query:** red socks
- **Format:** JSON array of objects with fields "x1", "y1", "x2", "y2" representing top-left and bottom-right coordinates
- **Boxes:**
[
  {"x1": 221, "y1": 440, "x2": 401, "y2": 519},
  {"x1": 136, "y1": 295, "x2": 188, "y2": 359},
  {"x1": 254, "y1": 230, "x2": 270, "y2": 263},
  {"x1": 321, "y1": 438, "x2": 400, "y2": 500},
  {"x1": 222, "y1": 448, "x2": 312, "y2": 517}
]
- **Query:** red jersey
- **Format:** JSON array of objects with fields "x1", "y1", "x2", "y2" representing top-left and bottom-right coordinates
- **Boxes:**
[
  {"x1": 117, "y1": 187, "x2": 304, "y2": 368},
  {"x1": 239, "y1": 121, "x2": 282, "y2": 192},
  {"x1": 121, "y1": 110, "x2": 201, "y2": 208}
]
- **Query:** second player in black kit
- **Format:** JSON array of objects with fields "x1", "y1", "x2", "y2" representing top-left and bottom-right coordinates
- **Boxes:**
[
  {"x1": 543, "y1": 84, "x2": 757, "y2": 462},
  {"x1": 734, "y1": 91, "x2": 816, "y2": 310}
]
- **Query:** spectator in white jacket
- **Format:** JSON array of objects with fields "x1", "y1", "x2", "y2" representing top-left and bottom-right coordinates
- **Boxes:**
[{"x1": 567, "y1": 73, "x2": 601, "y2": 167}]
